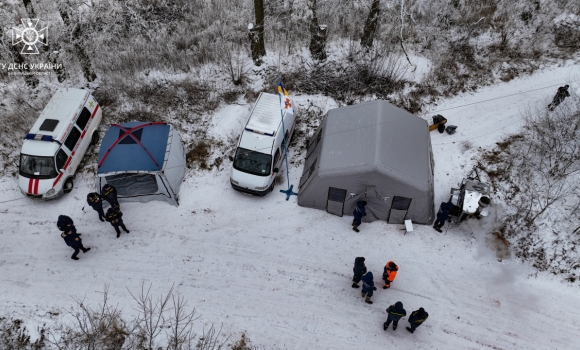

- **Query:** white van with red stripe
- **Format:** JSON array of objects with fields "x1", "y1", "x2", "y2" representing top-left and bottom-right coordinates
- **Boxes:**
[{"x1": 18, "y1": 88, "x2": 102, "y2": 199}]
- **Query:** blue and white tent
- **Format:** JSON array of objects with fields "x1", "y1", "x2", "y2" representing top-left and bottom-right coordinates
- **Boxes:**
[{"x1": 96, "y1": 122, "x2": 186, "y2": 206}]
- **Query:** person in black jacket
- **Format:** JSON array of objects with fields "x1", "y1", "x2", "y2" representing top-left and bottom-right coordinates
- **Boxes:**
[
  {"x1": 406, "y1": 307, "x2": 429, "y2": 333},
  {"x1": 384, "y1": 301, "x2": 407, "y2": 331},
  {"x1": 58, "y1": 215, "x2": 90, "y2": 260},
  {"x1": 87, "y1": 192, "x2": 105, "y2": 222},
  {"x1": 352, "y1": 201, "x2": 367, "y2": 233},
  {"x1": 361, "y1": 272, "x2": 377, "y2": 304},
  {"x1": 433, "y1": 201, "x2": 454, "y2": 233},
  {"x1": 101, "y1": 184, "x2": 120, "y2": 209},
  {"x1": 105, "y1": 207, "x2": 130, "y2": 238},
  {"x1": 352, "y1": 257, "x2": 367, "y2": 288},
  {"x1": 548, "y1": 85, "x2": 570, "y2": 111}
]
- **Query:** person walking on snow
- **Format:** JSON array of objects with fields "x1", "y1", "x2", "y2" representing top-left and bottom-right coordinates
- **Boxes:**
[
  {"x1": 105, "y1": 207, "x2": 130, "y2": 238},
  {"x1": 87, "y1": 192, "x2": 105, "y2": 222},
  {"x1": 407, "y1": 307, "x2": 429, "y2": 333},
  {"x1": 361, "y1": 271, "x2": 377, "y2": 304},
  {"x1": 384, "y1": 301, "x2": 407, "y2": 331},
  {"x1": 352, "y1": 257, "x2": 367, "y2": 288},
  {"x1": 352, "y1": 201, "x2": 367, "y2": 233},
  {"x1": 382, "y1": 261, "x2": 398, "y2": 289},
  {"x1": 101, "y1": 184, "x2": 120, "y2": 209},
  {"x1": 548, "y1": 85, "x2": 570, "y2": 111},
  {"x1": 58, "y1": 215, "x2": 90, "y2": 260},
  {"x1": 433, "y1": 201, "x2": 454, "y2": 233}
]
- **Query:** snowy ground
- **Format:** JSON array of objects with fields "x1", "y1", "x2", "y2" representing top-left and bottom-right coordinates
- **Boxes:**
[{"x1": 1, "y1": 64, "x2": 580, "y2": 349}]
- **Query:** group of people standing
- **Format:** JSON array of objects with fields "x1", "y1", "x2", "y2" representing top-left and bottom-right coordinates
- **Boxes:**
[
  {"x1": 58, "y1": 184, "x2": 131, "y2": 260},
  {"x1": 352, "y1": 257, "x2": 429, "y2": 334}
]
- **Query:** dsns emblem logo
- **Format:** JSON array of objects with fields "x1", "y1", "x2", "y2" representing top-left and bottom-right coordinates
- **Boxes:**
[{"x1": 12, "y1": 18, "x2": 48, "y2": 54}]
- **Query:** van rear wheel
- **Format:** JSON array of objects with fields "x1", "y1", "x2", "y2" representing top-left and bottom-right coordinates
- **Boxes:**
[
  {"x1": 90, "y1": 131, "x2": 100, "y2": 146},
  {"x1": 64, "y1": 178, "x2": 74, "y2": 193}
]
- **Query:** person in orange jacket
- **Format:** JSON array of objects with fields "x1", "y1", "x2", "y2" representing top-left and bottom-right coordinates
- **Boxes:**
[{"x1": 382, "y1": 261, "x2": 398, "y2": 289}]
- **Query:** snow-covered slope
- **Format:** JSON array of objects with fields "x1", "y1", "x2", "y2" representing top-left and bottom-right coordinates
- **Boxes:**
[{"x1": 1, "y1": 64, "x2": 579, "y2": 349}]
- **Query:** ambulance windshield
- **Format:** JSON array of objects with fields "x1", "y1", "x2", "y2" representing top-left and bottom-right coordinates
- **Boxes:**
[
  {"x1": 233, "y1": 147, "x2": 272, "y2": 177},
  {"x1": 19, "y1": 154, "x2": 58, "y2": 179}
]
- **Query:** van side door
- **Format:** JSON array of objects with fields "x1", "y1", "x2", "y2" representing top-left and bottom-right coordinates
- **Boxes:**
[
  {"x1": 74, "y1": 107, "x2": 93, "y2": 165},
  {"x1": 62, "y1": 124, "x2": 82, "y2": 174}
]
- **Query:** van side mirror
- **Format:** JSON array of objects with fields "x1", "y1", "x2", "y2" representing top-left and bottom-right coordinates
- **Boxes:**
[
  {"x1": 59, "y1": 169, "x2": 65, "y2": 173},
  {"x1": 273, "y1": 167, "x2": 279, "y2": 173}
]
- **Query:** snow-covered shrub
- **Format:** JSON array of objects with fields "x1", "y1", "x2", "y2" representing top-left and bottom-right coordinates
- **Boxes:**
[
  {"x1": 0, "y1": 317, "x2": 46, "y2": 350},
  {"x1": 478, "y1": 97, "x2": 580, "y2": 282}
]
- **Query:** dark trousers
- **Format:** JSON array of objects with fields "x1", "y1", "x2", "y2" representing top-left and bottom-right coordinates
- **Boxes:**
[
  {"x1": 352, "y1": 274, "x2": 362, "y2": 284},
  {"x1": 113, "y1": 223, "x2": 129, "y2": 234},
  {"x1": 433, "y1": 219, "x2": 445, "y2": 229},
  {"x1": 408, "y1": 322, "x2": 421, "y2": 332},
  {"x1": 71, "y1": 243, "x2": 87, "y2": 259},
  {"x1": 384, "y1": 315, "x2": 400, "y2": 329},
  {"x1": 93, "y1": 206, "x2": 105, "y2": 220},
  {"x1": 353, "y1": 216, "x2": 362, "y2": 226}
]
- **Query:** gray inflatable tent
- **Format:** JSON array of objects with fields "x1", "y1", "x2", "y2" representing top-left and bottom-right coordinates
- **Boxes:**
[{"x1": 297, "y1": 100, "x2": 435, "y2": 224}]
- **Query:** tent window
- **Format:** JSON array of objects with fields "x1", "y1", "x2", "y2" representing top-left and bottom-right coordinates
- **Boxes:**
[
  {"x1": 76, "y1": 107, "x2": 92, "y2": 130},
  {"x1": 328, "y1": 187, "x2": 346, "y2": 203},
  {"x1": 391, "y1": 196, "x2": 412, "y2": 210},
  {"x1": 119, "y1": 129, "x2": 143, "y2": 144},
  {"x1": 105, "y1": 173, "x2": 158, "y2": 196},
  {"x1": 306, "y1": 129, "x2": 322, "y2": 159},
  {"x1": 299, "y1": 158, "x2": 316, "y2": 188}
]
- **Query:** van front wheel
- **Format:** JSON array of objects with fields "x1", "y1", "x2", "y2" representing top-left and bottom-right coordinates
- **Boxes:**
[{"x1": 64, "y1": 178, "x2": 74, "y2": 193}]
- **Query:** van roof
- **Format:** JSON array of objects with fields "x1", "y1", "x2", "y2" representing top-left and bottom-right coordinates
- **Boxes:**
[
  {"x1": 20, "y1": 88, "x2": 90, "y2": 157},
  {"x1": 245, "y1": 93, "x2": 287, "y2": 136},
  {"x1": 28, "y1": 88, "x2": 90, "y2": 143}
]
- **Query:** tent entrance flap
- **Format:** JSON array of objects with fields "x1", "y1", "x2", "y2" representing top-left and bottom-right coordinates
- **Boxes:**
[
  {"x1": 326, "y1": 187, "x2": 347, "y2": 217},
  {"x1": 105, "y1": 173, "x2": 158, "y2": 196},
  {"x1": 388, "y1": 196, "x2": 412, "y2": 224}
]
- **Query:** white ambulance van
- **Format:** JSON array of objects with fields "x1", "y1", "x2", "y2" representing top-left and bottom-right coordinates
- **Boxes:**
[
  {"x1": 230, "y1": 92, "x2": 296, "y2": 196},
  {"x1": 18, "y1": 88, "x2": 103, "y2": 199}
]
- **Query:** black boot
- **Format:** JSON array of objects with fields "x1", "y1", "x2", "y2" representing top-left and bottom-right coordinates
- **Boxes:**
[
  {"x1": 365, "y1": 296, "x2": 373, "y2": 304},
  {"x1": 124, "y1": 229, "x2": 130, "y2": 233},
  {"x1": 353, "y1": 226, "x2": 360, "y2": 233},
  {"x1": 82, "y1": 247, "x2": 91, "y2": 253},
  {"x1": 99, "y1": 217, "x2": 105, "y2": 222},
  {"x1": 393, "y1": 325, "x2": 397, "y2": 331},
  {"x1": 352, "y1": 283, "x2": 360, "y2": 288},
  {"x1": 406, "y1": 327, "x2": 413, "y2": 333},
  {"x1": 71, "y1": 256, "x2": 79, "y2": 260},
  {"x1": 117, "y1": 232, "x2": 120, "y2": 238},
  {"x1": 383, "y1": 323, "x2": 387, "y2": 331}
]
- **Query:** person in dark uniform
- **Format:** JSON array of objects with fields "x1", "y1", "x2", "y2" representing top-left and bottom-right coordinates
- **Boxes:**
[
  {"x1": 57, "y1": 215, "x2": 90, "y2": 260},
  {"x1": 407, "y1": 307, "x2": 429, "y2": 333},
  {"x1": 361, "y1": 271, "x2": 377, "y2": 304},
  {"x1": 352, "y1": 257, "x2": 367, "y2": 288},
  {"x1": 87, "y1": 192, "x2": 105, "y2": 222},
  {"x1": 105, "y1": 207, "x2": 130, "y2": 238},
  {"x1": 352, "y1": 201, "x2": 367, "y2": 233},
  {"x1": 548, "y1": 85, "x2": 570, "y2": 111},
  {"x1": 101, "y1": 184, "x2": 120, "y2": 209},
  {"x1": 384, "y1": 301, "x2": 407, "y2": 331},
  {"x1": 433, "y1": 201, "x2": 454, "y2": 233}
]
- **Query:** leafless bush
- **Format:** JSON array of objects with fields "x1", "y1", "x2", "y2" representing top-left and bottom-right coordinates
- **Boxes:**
[
  {"x1": 45, "y1": 284, "x2": 235, "y2": 349},
  {"x1": 478, "y1": 97, "x2": 580, "y2": 281},
  {"x1": 47, "y1": 286, "x2": 127, "y2": 350},
  {"x1": 0, "y1": 317, "x2": 46, "y2": 350}
]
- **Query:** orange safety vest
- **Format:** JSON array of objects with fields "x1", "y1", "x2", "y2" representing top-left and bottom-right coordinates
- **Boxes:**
[{"x1": 384, "y1": 261, "x2": 398, "y2": 282}]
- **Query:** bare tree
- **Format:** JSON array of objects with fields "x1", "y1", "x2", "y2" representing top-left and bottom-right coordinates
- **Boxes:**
[
  {"x1": 166, "y1": 293, "x2": 200, "y2": 350},
  {"x1": 58, "y1": 1, "x2": 96, "y2": 82},
  {"x1": 308, "y1": 0, "x2": 327, "y2": 60},
  {"x1": 250, "y1": 0, "x2": 266, "y2": 65},
  {"x1": 361, "y1": 0, "x2": 380, "y2": 49}
]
